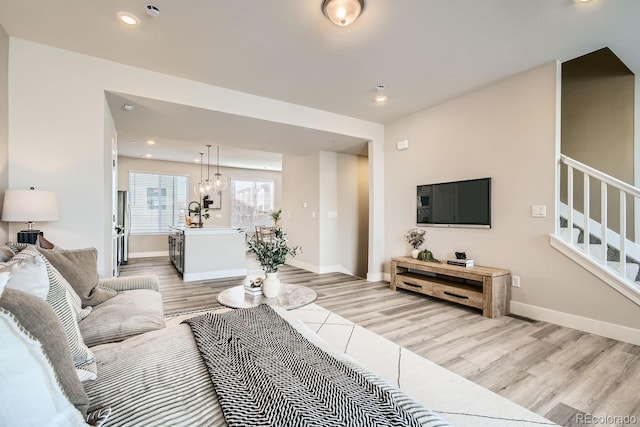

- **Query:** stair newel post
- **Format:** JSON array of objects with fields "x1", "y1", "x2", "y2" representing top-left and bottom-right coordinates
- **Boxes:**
[
  {"x1": 584, "y1": 173, "x2": 590, "y2": 256},
  {"x1": 568, "y1": 165, "x2": 574, "y2": 245},
  {"x1": 601, "y1": 182, "x2": 608, "y2": 264},
  {"x1": 620, "y1": 190, "x2": 627, "y2": 278}
]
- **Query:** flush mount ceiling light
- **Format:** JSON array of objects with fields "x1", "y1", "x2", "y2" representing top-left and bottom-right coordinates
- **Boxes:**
[
  {"x1": 121, "y1": 103, "x2": 135, "y2": 111},
  {"x1": 117, "y1": 11, "x2": 140, "y2": 27},
  {"x1": 322, "y1": 0, "x2": 365, "y2": 26}
]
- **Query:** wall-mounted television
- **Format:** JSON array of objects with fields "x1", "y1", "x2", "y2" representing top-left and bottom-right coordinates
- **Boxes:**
[{"x1": 417, "y1": 177, "x2": 491, "y2": 228}]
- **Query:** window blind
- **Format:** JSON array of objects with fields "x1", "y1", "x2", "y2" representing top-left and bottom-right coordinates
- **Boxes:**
[{"x1": 129, "y1": 172, "x2": 188, "y2": 234}]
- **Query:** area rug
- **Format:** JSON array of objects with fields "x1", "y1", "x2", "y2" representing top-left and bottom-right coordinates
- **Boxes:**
[{"x1": 165, "y1": 303, "x2": 558, "y2": 427}]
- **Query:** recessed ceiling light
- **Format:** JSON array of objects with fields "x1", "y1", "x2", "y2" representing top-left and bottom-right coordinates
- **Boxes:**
[
  {"x1": 374, "y1": 84, "x2": 387, "y2": 103},
  {"x1": 131, "y1": 140, "x2": 137, "y2": 144},
  {"x1": 117, "y1": 11, "x2": 140, "y2": 27},
  {"x1": 575, "y1": 0, "x2": 593, "y2": 2},
  {"x1": 143, "y1": 154, "x2": 152, "y2": 158},
  {"x1": 147, "y1": 140, "x2": 156, "y2": 145},
  {"x1": 194, "y1": 158, "x2": 200, "y2": 163},
  {"x1": 121, "y1": 103, "x2": 134, "y2": 111}
]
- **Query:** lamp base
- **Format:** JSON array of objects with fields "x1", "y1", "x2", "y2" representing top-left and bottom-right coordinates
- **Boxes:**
[{"x1": 17, "y1": 230, "x2": 42, "y2": 244}]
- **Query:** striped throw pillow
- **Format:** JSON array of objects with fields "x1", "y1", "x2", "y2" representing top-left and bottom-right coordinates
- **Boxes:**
[{"x1": 9, "y1": 246, "x2": 97, "y2": 381}]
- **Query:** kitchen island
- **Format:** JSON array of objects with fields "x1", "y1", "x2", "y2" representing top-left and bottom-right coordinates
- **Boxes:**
[{"x1": 168, "y1": 226, "x2": 247, "y2": 282}]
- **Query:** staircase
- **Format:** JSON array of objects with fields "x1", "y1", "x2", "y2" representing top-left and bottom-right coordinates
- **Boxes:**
[{"x1": 550, "y1": 155, "x2": 640, "y2": 306}]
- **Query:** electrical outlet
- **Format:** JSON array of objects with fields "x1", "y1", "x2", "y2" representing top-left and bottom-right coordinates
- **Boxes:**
[{"x1": 512, "y1": 275, "x2": 521, "y2": 288}]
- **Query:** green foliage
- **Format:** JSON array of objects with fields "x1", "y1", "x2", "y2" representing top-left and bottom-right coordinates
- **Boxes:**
[
  {"x1": 269, "y1": 209, "x2": 282, "y2": 227},
  {"x1": 404, "y1": 228, "x2": 426, "y2": 249},
  {"x1": 189, "y1": 205, "x2": 210, "y2": 220},
  {"x1": 247, "y1": 227, "x2": 300, "y2": 273}
]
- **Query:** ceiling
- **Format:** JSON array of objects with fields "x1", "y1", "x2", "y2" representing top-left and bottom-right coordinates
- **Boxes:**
[{"x1": 1, "y1": 0, "x2": 639, "y2": 168}]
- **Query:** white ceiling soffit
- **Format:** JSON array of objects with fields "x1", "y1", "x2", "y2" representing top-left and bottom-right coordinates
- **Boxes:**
[
  {"x1": 107, "y1": 92, "x2": 368, "y2": 170},
  {"x1": 1, "y1": 1, "x2": 638, "y2": 124}
]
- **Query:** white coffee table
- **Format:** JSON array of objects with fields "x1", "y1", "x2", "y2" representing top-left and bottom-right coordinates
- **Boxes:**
[{"x1": 217, "y1": 283, "x2": 317, "y2": 311}]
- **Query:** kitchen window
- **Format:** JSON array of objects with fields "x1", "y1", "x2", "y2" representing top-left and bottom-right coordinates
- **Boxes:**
[
  {"x1": 230, "y1": 179, "x2": 275, "y2": 230},
  {"x1": 129, "y1": 172, "x2": 189, "y2": 234}
]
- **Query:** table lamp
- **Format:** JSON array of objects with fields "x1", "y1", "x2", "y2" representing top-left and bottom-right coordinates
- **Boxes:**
[{"x1": 1, "y1": 187, "x2": 59, "y2": 244}]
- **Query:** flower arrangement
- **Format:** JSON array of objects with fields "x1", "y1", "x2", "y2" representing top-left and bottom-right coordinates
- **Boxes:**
[
  {"x1": 404, "y1": 228, "x2": 426, "y2": 249},
  {"x1": 247, "y1": 226, "x2": 300, "y2": 273}
]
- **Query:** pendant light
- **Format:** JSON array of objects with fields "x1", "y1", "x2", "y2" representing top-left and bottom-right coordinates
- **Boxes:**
[
  {"x1": 204, "y1": 145, "x2": 213, "y2": 195},
  {"x1": 193, "y1": 152, "x2": 206, "y2": 196},
  {"x1": 209, "y1": 145, "x2": 228, "y2": 193}
]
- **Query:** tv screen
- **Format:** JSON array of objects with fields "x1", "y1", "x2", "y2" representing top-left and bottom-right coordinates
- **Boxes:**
[{"x1": 417, "y1": 178, "x2": 491, "y2": 228}]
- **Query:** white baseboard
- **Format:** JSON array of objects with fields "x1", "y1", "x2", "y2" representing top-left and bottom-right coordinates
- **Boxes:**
[
  {"x1": 128, "y1": 251, "x2": 168, "y2": 259},
  {"x1": 183, "y1": 268, "x2": 247, "y2": 282},
  {"x1": 510, "y1": 301, "x2": 640, "y2": 346},
  {"x1": 368, "y1": 272, "x2": 384, "y2": 282},
  {"x1": 286, "y1": 260, "x2": 353, "y2": 276}
]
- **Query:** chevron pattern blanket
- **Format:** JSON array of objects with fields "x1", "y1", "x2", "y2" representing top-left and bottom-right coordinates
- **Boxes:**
[{"x1": 185, "y1": 304, "x2": 449, "y2": 427}]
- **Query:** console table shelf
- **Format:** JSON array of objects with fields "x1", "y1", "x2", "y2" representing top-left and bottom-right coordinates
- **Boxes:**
[{"x1": 390, "y1": 256, "x2": 511, "y2": 318}]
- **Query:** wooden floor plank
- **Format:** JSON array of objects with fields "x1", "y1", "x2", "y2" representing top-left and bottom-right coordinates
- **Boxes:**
[{"x1": 120, "y1": 256, "x2": 640, "y2": 426}]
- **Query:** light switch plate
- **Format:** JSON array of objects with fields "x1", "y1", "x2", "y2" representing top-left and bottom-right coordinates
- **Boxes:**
[
  {"x1": 396, "y1": 139, "x2": 409, "y2": 151},
  {"x1": 531, "y1": 205, "x2": 547, "y2": 218}
]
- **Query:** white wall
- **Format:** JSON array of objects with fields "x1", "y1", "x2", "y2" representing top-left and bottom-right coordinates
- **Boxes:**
[
  {"x1": 337, "y1": 154, "x2": 369, "y2": 277},
  {"x1": 118, "y1": 156, "x2": 282, "y2": 257},
  {"x1": 0, "y1": 25, "x2": 8, "y2": 244},
  {"x1": 283, "y1": 151, "x2": 368, "y2": 276},
  {"x1": 7, "y1": 38, "x2": 385, "y2": 277},
  {"x1": 385, "y1": 61, "x2": 640, "y2": 333},
  {"x1": 282, "y1": 153, "x2": 320, "y2": 271}
]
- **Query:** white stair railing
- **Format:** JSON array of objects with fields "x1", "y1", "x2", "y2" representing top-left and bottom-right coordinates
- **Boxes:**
[{"x1": 558, "y1": 154, "x2": 640, "y2": 282}]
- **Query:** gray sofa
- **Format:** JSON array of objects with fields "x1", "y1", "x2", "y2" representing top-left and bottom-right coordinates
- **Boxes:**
[
  {"x1": 0, "y1": 244, "x2": 166, "y2": 425},
  {"x1": 0, "y1": 244, "x2": 449, "y2": 427}
]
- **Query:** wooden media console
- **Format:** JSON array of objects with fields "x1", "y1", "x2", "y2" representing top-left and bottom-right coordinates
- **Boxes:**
[{"x1": 390, "y1": 256, "x2": 511, "y2": 318}]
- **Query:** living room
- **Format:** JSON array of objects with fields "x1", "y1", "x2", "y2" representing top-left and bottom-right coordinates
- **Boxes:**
[{"x1": 1, "y1": 1, "x2": 639, "y2": 425}]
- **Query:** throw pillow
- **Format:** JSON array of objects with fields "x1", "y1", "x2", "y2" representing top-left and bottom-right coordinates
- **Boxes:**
[
  {"x1": 10, "y1": 246, "x2": 97, "y2": 381},
  {"x1": 0, "y1": 288, "x2": 89, "y2": 416},
  {"x1": 39, "y1": 247, "x2": 116, "y2": 307},
  {"x1": 1, "y1": 254, "x2": 51, "y2": 300},
  {"x1": 0, "y1": 271, "x2": 9, "y2": 296},
  {"x1": 0, "y1": 245, "x2": 15, "y2": 262},
  {"x1": 0, "y1": 309, "x2": 88, "y2": 427}
]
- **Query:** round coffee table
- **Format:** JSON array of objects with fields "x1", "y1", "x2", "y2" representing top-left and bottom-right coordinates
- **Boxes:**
[{"x1": 217, "y1": 283, "x2": 317, "y2": 311}]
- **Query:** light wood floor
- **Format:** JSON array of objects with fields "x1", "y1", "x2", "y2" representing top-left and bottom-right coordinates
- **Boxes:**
[{"x1": 121, "y1": 256, "x2": 640, "y2": 427}]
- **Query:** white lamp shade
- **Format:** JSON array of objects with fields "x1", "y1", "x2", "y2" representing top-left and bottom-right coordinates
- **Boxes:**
[{"x1": 1, "y1": 189, "x2": 59, "y2": 223}]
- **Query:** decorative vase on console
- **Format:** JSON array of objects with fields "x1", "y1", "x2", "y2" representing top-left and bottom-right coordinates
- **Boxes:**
[
  {"x1": 246, "y1": 209, "x2": 300, "y2": 298},
  {"x1": 404, "y1": 228, "x2": 426, "y2": 259}
]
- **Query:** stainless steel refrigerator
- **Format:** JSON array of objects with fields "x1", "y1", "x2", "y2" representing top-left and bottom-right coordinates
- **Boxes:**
[{"x1": 116, "y1": 190, "x2": 130, "y2": 274}]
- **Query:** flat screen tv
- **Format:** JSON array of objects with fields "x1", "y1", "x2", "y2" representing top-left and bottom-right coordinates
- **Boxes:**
[{"x1": 417, "y1": 177, "x2": 491, "y2": 228}]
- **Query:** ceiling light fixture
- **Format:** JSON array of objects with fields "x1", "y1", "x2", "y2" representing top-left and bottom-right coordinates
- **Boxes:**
[
  {"x1": 322, "y1": 0, "x2": 365, "y2": 26},
  {"x1": 209, "y1": 145, "x2": 228, "y2": 193},
  {"x1": 121, "y1": 103, "x2": 135, "y2": 111},
  {"x1": 143, "y1": 154, "x2": 152, "y2": 158},
  {"x1": 117, "y1": 11, "x2": 140, "y2": 27},
  {"x1": 194, "y1": 152, "x2": 206, "y2": 196},
  {"x1": 147, "y1": 140, "x2": 156, "y2": 145},
  {"x1": 374, "y1": 84, "x2": 387, "y2": 103}
]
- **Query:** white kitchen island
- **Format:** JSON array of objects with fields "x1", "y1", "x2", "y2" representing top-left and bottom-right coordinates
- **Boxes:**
[{"x1": 168, "y1": 226, "x2": 247, "y2": 282}]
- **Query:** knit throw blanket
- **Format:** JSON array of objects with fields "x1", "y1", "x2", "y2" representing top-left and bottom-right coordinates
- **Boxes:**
[{"x1": 184, "y1": 305, "x2": 440, "y2": 427}]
